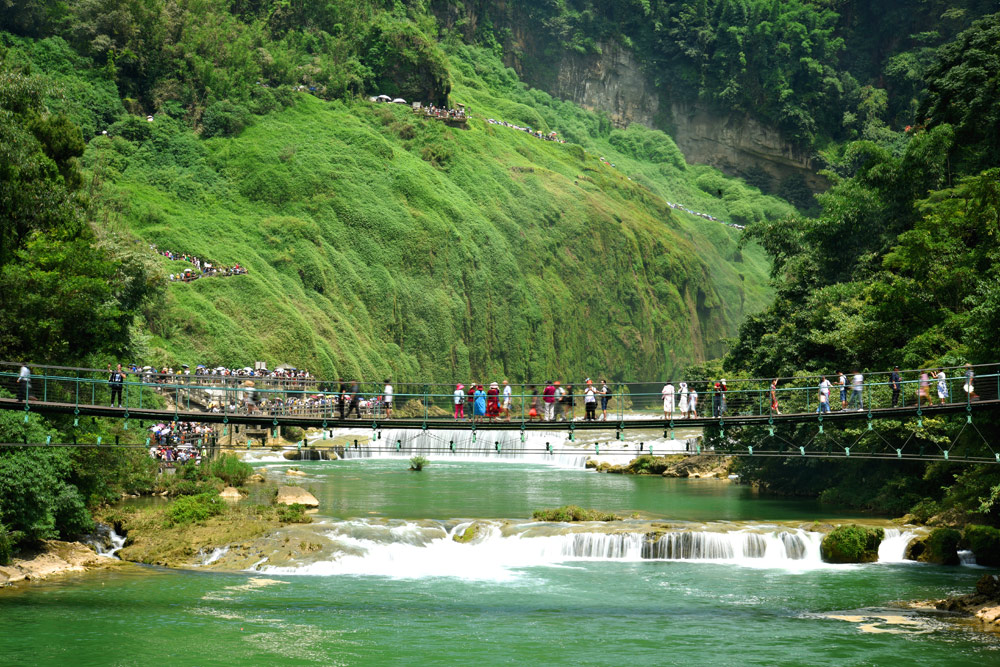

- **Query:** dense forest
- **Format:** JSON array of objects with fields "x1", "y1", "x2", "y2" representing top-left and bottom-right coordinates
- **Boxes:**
[
  {"x1": 717, "y1": 13, "x2": 1000, "y2": 526},
  {"x1": 1, "y1": 1, "x2": 999, "y2": 555}
]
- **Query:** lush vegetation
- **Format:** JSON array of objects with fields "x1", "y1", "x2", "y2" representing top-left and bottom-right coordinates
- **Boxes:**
[
  {"x1": 409, "y1": 455, "x2": 429, "y2": 471},
  {"x1": 716, "y1": 14, "x2": 1000, "y2": 526},
  {"x1": 820, "y1": 524, "x2": 884, "y2": 563}
]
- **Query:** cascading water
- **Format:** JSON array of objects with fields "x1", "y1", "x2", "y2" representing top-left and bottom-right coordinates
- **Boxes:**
[
  {"x1": 957, "y1": 550, "x2": 978, "y2": 566},
  {"x1": 877, "y1": 528, "x2": 918, "y2": 563},
  {"x1": 84, "y1": 523, "x2": 127, "y2": 559},
  {"x1": 255, "y1": 520, "x2": 882, "y2": 580}
]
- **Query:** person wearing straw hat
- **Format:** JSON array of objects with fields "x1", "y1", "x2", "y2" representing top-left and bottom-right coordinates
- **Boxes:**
[
  {"x1": 487, "y1": 382, "x2": 500, "y2": 420},
  {"x1": 243, "y1": 380, "x2": 257, "y2": 414},
  {"x1": 678, "y1": 382, "x2": 689, "y2": 418},
  {"x1": 453, "y1": 383, "x2": 465, "y2": 420}
]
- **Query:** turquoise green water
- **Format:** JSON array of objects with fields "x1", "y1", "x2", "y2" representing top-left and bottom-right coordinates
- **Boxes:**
[{"x1": 1, "y1": 460, "x2": 997, "y2": 665}]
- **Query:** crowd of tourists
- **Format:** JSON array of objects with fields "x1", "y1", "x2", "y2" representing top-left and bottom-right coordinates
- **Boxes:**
[
  {"x1": 450, "y1": 379, "x2": 613, "y2": 423},
  {"x1": 147, "y1": 421, "x2": 213, "y2": 462},
  {"x1": 152, "y1": 245, "x2": 248, "y2": 282},
  {"x1": 486, "y1": 118, "x2": 565, "y2": 143},
  {"x1": 422, "y1": 104, "x2": 468, "y2": 120}
]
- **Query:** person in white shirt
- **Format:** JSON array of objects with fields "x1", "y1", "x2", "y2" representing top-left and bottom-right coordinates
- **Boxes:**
[
  {"x1": 850, "y1": 372, "x2": 864, "y2": 410},
  {"x1": 689, "y1": 387, "x2": 698, "y2": 418},
  {"x1": 583, "y1": 380, "x2": 597, "y2": 421},
  {"x1": 502, "y1": 380, "x2": 513, "y2": 420},
  {"x1": 17, "y1": 364, "x2": 30, "y2": 402},
  {"x1": 837, "y1": 372, "x2": 847, "y2": 409},
  {"x1": 383, "y1": 379, "x2": 393, "y2": 417},
  {"x1": 661, "y1": 383, "x2": 675, "y2": 419},
  {"x1": 678, "y1": 382, "x2": 689, "y2": 418},
  {"x1": 936, "y1": 370, "x2": 948, "y2": 405},
  {"x1": 453, "y1": 383, "x2": 465, "y2": 420},
  {"x1": 817, "y1": 376, "x2": 831, "y2": 413}
]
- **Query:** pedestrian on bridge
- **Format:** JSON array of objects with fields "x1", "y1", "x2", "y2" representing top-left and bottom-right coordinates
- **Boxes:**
[
  {"x1": 454, "y1": 383, "x2": 465, "y2": 420},
  {"x1": 849, "y1": 371, "x2": 864, "y2": 411},
  {"x1": 936, "y1": 370, "x2": 949, "y2": 405},
  {"x1": 918, "y1": 371, "x2": 931, "y2": 407},
  {"x1": 770, "y1": 378, "x2": 781, "y2": 415},
  {"x1": 383, "y1": 379, "x2": 393, "y2": 417},
  {"x1": 661, "y1": 382, "x2": 675, "y2": 419},
  {"x1": 964, "y1": 364, "x2": 977, "y2": 401},
  {"x1": 543, "y1": 381, "x2": 556, "y2": 421},
  {"x1": 600, "y1": 380, "x2": 611, "y2": 420},
  {"x1": 108, "y1": 363, "x2": 125, "y2": 408},
  {"x1": 678, "y1": 382, "x2": 689, "y2": 418},
  {"x1": 817, "y1": 376, "x2": 831, "y2": 413},
  {"x1": 17, "y1": 364, "x2": 30, "y2": 402},
  {"x1": 837, "y1": 372, "x2": 848, "y2": 409},
  {"x1": 502, "y1": 380, "x2": 513, "y2": 420}
]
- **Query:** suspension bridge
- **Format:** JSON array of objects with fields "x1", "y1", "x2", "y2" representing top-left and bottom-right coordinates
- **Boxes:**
[{"x1": 2, "y1": 361, "x2": 999, "y2": 463}]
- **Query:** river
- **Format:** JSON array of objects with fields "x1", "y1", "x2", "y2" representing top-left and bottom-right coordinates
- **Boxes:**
[{"x1": 1, "y1": 457, "x2": 997, "y2": 665}]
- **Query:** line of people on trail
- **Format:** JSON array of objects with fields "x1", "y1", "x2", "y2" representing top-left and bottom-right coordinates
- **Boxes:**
[
  {"x1": 152, "y1": 245, "x2": 248, "y2": 283},
  {"x1": 486, "y1": 118, "x2": 565, "y2": 143},
  {"x1": 452, "y1": 379, "x2": 613, "y2": 423}
]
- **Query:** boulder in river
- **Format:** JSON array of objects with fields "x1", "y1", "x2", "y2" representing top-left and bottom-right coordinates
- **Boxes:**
[
  {"x1": 247, "y1": 473, "x2": 266, "y2": 484},
  {"x1": 905, "y1": 527, "x2": 960, "y2": 565},
  {"x1": 219, "y1": 487, "x2": 242, "y2": 501},
  {"x1": 275, "y1": 486, "x2": 319, "y2": 508}
]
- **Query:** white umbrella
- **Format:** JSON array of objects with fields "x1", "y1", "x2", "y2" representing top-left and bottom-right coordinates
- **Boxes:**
[
  {"x1": 392, "y1": 98, "x2": 406, "y2": 104},
  {"x1": 377, "y1": 95, "x2": 391, "y2": 101}
]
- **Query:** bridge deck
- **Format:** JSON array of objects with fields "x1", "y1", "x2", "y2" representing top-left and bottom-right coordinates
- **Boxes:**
[{"x1": 3, "y1": 397, "x2": 997, "y2": 431}]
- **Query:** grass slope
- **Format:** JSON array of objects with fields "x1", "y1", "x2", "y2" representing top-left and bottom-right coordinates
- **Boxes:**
[{"x1": 71, "y1": 42, "x2": 786, "y2": 383}]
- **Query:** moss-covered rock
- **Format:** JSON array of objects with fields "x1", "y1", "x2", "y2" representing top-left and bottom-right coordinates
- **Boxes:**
[
  {"x1": 962, "y1": 525, "x2": 1000, "y2": 567},
  {"x1": 532, "y1": 506, "x2": 620, "y2": 522},
  {"x1": 924, "y1": 527, "x2": 962, "y2": 565},
  {"x1": 820, "y1": 525, "x2": 885, "y2": 563},
  {"x1": 452, "y1": 522, "x2": 484, "y2": 543}
]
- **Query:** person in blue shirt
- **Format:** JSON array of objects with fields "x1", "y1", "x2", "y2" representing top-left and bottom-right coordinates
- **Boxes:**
[{"x1": 473, "y1": 384, "x2": 487, "y2": 423}]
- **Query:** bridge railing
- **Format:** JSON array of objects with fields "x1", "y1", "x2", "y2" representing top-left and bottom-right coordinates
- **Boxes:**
[{"x1": 3, "y1": 362, "x2": 998, "y2": 423}]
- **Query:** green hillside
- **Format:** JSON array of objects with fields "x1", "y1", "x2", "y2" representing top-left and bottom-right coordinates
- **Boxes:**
[{"x1": 2, "y1": 25, "x2": 793, "y2": 382}]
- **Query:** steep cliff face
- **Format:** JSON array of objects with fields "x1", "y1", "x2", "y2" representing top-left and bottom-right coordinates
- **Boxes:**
[
  {"x1": 668, "y1": 102, "x2": 828, "y2": 193},
  {"x1": 509, "y1": 39, "x2": 826, "y2": 194}
]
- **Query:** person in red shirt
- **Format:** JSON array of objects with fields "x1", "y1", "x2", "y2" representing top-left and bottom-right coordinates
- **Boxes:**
[{"x1": 542, "y1": 381, "x2": 556, "y2": 421}]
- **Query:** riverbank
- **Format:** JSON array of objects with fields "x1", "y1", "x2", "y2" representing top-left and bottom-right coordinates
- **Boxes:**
[
  {"x1": 0, "y1": 540, "x2": 125, "y2": 586},
  {"x1": 931, "y1": 574, "x2": 1000, "y2": 631}
]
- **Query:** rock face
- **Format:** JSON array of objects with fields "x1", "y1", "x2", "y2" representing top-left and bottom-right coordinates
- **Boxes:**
[
  {"x1": 0, "y1": 540, "x2": 117, "y2": 585},
  {"x1": 512, "y1": 38, "x2": 826, "y2": 193},
  {"x1": 275, "y1": 486, "x2": 319, "y2": 508}
]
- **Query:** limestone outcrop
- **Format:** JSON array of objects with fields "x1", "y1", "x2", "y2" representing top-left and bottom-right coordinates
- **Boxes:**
[{"x1": 275, "y1": 486, "x2": 319, "y2": 508}]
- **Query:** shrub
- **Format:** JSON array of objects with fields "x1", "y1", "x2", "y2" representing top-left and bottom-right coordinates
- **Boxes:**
[
  {"x1": 207, "y1": 454, "x2": 253, "y2": 487},
  {"x1": 276, "y1": 503, "x2": 310, "y2": 524},
  {"x1": 283, "y1": 426, "x2": 306, "y2": 443},
  {"x1": 962, "y1": 525, "x2": 1000, "y2": 567},
  {"x1": 923, "y1": 527, "x2": 962, "y2": 565},
  {"x1": 532, "y1": 505, "x2": 620, "y2": 522},
  {"x1": 410, "y1": 455, "x2": 428, "y2": 471},
  {"x1": 627, "y1": 455, "x2": 671, "y2": 475},
  {"x1": 201, "y1": 100, "x2": 252, "y2": 138},
  {"x1": 820, "y1": 525, "x2": 885, "y2": 563},
  {"x1": 165, "y1": 493, "x2": 225, "y2": 526}
]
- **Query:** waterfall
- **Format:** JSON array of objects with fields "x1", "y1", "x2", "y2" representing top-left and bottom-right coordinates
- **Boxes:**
[
  {"x1": 84, "y1": 523, "x2": 126, "y2": 559},
  {"x1": 257, "y1": 520, "x2": 837, "y2": 580},
  {"x1": 877, "y1": 529, "x2": 918, "y2": 563},
  {"x1": 957, "y1": 550, "x2": 978, "y2": 567}
]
